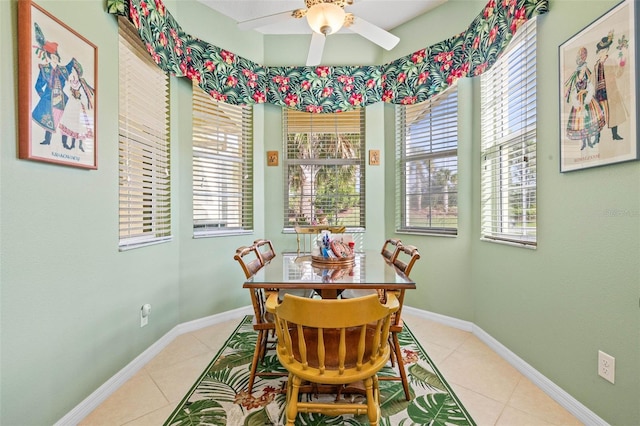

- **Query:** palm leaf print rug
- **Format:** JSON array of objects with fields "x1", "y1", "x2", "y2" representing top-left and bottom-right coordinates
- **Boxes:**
[{"x1": 165, "y1": 316, "x2": 475, "y2": 425}]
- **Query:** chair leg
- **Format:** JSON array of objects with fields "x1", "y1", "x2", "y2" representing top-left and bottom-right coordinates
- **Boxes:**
[
  {"x1": 247, "y1": 330, "x2": 264, "y2": 394},
  {"x1": 392, "y1": 331, "x2": 411, "y2": 401},
  {"x1": 388, "y1": 335, "x2": 397, "y2": 367},
  {"x1": 364, "y1": 376, "x2": 379, "y2": 426},
  {"x1": 286, "y1": 375, "x2": 301, "y2": 426}
]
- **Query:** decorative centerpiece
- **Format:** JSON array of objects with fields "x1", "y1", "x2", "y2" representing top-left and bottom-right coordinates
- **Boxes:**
[{"x1": 311, "y1": 231, "x2": 355, "y2": 266}]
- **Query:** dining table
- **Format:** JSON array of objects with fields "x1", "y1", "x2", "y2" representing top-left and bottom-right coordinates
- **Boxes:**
[{"x1": 243, "y1": 250, "x2": 416, "y2": 299}]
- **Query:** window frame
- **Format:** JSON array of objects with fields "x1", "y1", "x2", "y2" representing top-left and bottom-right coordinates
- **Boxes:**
[
  {"x1": 118, "y1": 17, "x2": 172, "y2": 251},
  {"x1": 396, "y1": 86, "x2": 459, "y2": 236},
  {"x1": 282, "y1": 109, "x2": 366, "y2": 232},
  {"x1": 480, "y1": 18, "x2": 538, "y2": 248},
  {"x1": 192, "y1": 84, "x2": 254, "y2": 237}
]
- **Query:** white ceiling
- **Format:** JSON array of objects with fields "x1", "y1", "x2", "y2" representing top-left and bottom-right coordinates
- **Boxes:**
[{"x1": 197, "y1": 0, "x2": 447, "y2": 35}]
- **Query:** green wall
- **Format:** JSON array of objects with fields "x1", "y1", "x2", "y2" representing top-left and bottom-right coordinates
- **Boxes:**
[
  {"x1": 1, "y1": 0, "x2": 638, "y2": 425},
  {"x1": 470, "y1": 2, "x2": 640, "y2": 424}
]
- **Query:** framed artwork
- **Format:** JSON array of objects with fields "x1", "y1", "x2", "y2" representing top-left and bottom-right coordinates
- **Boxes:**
[
  {"x1": 559, "y1": 0, "x2": 638, "y2": 172},
  {"x1": 267, "y1": 150, "x2": 279, "y2": 166},
  {"x1": 369, "y1": 149, "x2": 380, "y2": 166},
  {"x1": 18, "y1": 0, "x2": 98, "y2": 169}
]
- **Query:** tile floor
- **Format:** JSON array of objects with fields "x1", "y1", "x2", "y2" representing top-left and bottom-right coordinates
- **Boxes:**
[{"x1": 80, "y1": 313, "x2": 584, "y2": 425}]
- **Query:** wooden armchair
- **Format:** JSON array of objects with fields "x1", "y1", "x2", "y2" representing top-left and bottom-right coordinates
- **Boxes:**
[
  {"x1": 234, "y1": 244, "x2": 283, "y2": 394},
  {"x1": 381, "y1": 244, "x2": 420, "y2": 400},
  {"x1": 266, "y1": 292, "x2": 399, "y2": 426}
]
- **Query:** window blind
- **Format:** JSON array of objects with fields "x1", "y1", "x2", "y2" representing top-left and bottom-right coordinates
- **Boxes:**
[
  {"x1": 192, "y1": 85, "x2": 253, "y2": 236},
  {"x1": 396, "y1": 86, "x2": 458, "y2": 235},
  {"x1": 118, "y1": 17, "x2": 171, "y2": 250},
  {"x1": 481, "y1": 18, "x2": 537, "y2": 246},
  {"x1": 283, "y1": 109, "x2": 365, "y2": 230}
]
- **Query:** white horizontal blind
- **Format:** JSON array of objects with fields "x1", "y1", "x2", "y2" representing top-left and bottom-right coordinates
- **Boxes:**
[
  {"x1": 283, "y1": 110, "x2": 365, "y2": 230},
  {"x1": 118, "y1": 17, "x2": 171, "y2": 250},
  {"x1": 481, "y1": 18, "x2": 537, "y2": 246},
  {"x1": 396, "y1": 86, "x2": 458, "y2": 235},
  {"x1": 193, "y1": 85, "x2": 253, "y2": 236}
]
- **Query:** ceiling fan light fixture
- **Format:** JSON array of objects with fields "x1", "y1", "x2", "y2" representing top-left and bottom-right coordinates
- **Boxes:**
[{"x1": 306, "y1": 3, "x2": 345, "y2": 35}]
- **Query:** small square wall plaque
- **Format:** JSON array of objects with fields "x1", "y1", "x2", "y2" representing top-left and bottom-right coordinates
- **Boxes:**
[
  {"x1": 369, "y1": 150, "x2": 380, "y2": 166},
  {"x1": 267, "y1": 151, "x2": 279, "y2": 166}
]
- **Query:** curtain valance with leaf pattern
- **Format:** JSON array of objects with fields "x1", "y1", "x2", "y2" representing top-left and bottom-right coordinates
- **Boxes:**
[{"x1": 107, "y1": 0, "x2": 548, "y2": 113}]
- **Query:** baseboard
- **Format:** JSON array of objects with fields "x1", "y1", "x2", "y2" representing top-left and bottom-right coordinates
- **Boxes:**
[
  {"x1": 471, "y1": 326, "x2": 608, "y2": 426},
  {"x1": 403, "y1": 306, "x2": 475, "y2": 332},
  {"x1": 54, "y1": 306, "x2": 252, "y2": 426},
  {"x1": 403, "y1": 305, "x2": 607, "y2": 426},
  {"x1": 58, "y1": 304, "x2": 606, "y2": 426}
]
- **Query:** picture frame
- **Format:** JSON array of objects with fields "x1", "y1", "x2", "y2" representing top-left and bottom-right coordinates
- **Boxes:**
[
  {"x1": 369, "y1": 149, "x2": 380, "y2": 166},
  {"x1": 558, "y1": 0, "x2": 638, "y2": 172},
  {"x1": 18, "y1": 0, "x2": 98, "y2": 169},
  {"x1": 267, "y1": 150, "x2": 279, "y2": 166}
]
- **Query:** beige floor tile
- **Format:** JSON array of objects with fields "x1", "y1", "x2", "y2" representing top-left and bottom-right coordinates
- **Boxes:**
[
  {"x1": 417, "y1": 340, "x2": 456, "y2": 366},
  {"x1": 496, "y1": 405, "x2": 557, "y2": 426},
  {"x1": 450, "y1": 384, "x2": 505, "y2": 426},
  {"x1": 437, "y1": 340, "x2": 522, "y2": 403},
  {"x1": 79, "y1": 370, "x2": 168, "y2": 426},
  {"x1": 404, "y1": 314, "x2": 472, "y2": 350},
  {"x1": 122, "y1": 404, "x2": 176, "y2": 426},
  {"x1": 508, "y1": 377, "x2": 584, "y2": 426},
  {"x1": 144, "y1": 333, "x2": 211, "y2": 375},
  {"x1": 191, "y1": 318, "x2": 247, "y2": 351},
  {"x1": 150, "y1": 350, "x2": 218, "y2": 403}
]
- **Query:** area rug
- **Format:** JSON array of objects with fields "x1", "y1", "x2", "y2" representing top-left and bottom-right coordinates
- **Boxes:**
[{"x1": 165, "y1": 316, "x2": 475, "y2": 425}]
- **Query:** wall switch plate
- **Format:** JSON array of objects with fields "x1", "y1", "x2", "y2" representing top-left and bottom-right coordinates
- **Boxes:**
[{"x1": 598, "y1": 350, "x2": 615, "y2": 384}]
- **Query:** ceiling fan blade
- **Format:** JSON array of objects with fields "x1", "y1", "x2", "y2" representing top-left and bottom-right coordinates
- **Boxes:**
[
  {"x1": 347, "y1": 16, "x2": 400, "y2": 50},
  {"x1": 306, "y1": 32, "x2": 326, "y2": 66},
  {"x1": 238, "y1": 10, "x2": 294, "y2": 31}
]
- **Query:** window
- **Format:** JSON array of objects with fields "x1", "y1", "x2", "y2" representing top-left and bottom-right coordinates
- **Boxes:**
[
  {"x1": 396, "y1": 87, "x2": 458, "y2": 235},
  {"x1": 118, "y1": 17, "x2": 171, "y2": 250},
  {"x1": 283, "y1": 110, "x2": 365, "y2": 229},
  {"x1": 481, "y1": 18, "x2": 537, "y2": 247},
  {"x1": 192, "y1": 84, "x2": 253, "y2": 236}
]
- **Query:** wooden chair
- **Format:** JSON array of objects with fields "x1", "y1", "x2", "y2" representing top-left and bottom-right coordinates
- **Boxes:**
[
  {"x1": 266, "y1": 293, "x2": 399, "y2": 426},
  {"x1": 381, "y1": 238, "x2": 402, "y2": 261},
  {"x1": 295, "y1": 225, "x2": 346, "y2": 255},
  {"x1": 254, "y1": 238, "x2": 276, "y2": 265},
  {"x1": 381, "y1": 244, "x2": 420, "y2": 400},
  {"x1": 234, "y1": 244, "x2": 283, "y2": 394},
  {"x1": 341, "y1": 238, "x2": 402, "y2": 299},
  {"x1": 391, "y1": 244, "x2": 420, "y2": 276}
]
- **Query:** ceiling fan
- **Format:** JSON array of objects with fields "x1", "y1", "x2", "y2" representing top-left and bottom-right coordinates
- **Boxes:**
[{"x1": 237, "y1": 0, "x2": 400, "y2": 66}]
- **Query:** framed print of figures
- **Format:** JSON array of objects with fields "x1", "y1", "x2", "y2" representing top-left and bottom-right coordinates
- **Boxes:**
[
  {"x1": 559, "y1": 0, "x2": 638, "y2": 172},
  {"x1": 18, "y1": 0, "x2": 98, "y2": 169}
]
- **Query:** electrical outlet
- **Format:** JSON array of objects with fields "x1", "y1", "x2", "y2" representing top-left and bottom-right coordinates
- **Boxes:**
[{"x1": 598, "y1": 350, "x2": 615, "y2": 384}]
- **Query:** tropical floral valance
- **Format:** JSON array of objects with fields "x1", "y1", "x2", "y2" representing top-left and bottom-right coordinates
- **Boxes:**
[{"x1": 107, "y1": 0, "x2": 548, "y2": 113}]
